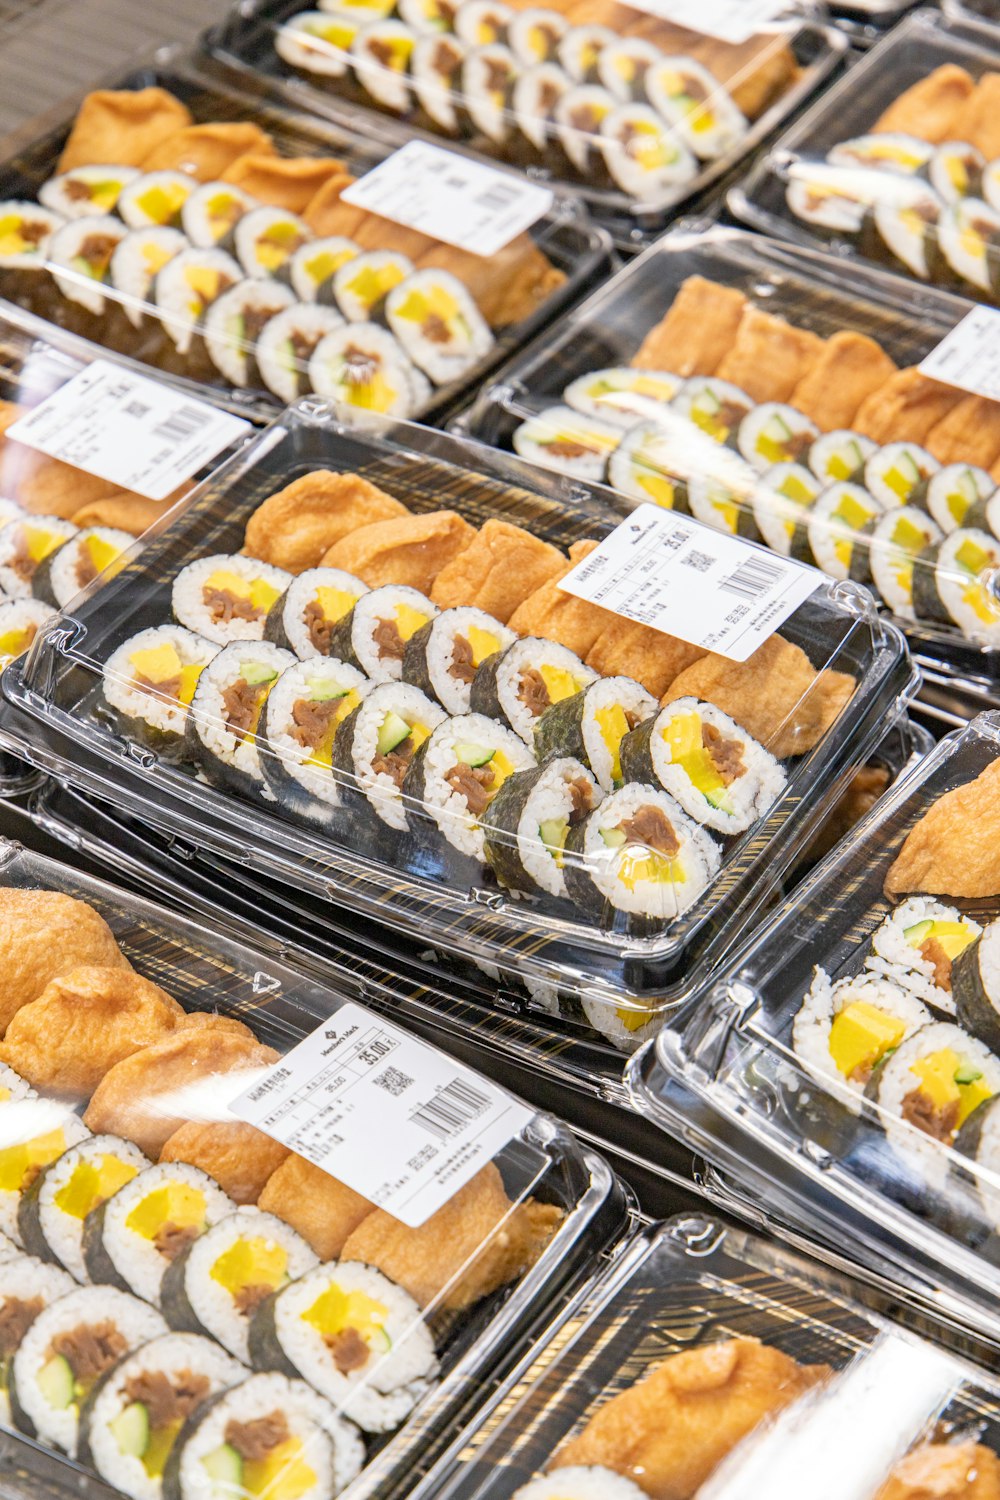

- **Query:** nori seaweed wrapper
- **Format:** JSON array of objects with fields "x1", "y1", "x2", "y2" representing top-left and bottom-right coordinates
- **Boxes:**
[
  {"x1": 326, "y1": 603, "x2": 366, "y2": 673},
  {"x1": 953, "y1": 936, "x2": 1000, "y2": 1054},
  {"x1": 481, "y1": 762, "x2": 548, "y2": 892},
  {"x1": 618, "y1": 713, "x2": 659, "y2": 788},
  {"x1": 262, "y1": 587, "x2": 294, "y2": 651},
  {"x1": 185, "y1": 687, "x2": 272, "y2": 804},
  {"x1": 401, "y1": 617, "x2": 436, "y2": 701},
  {"x1": 847, "y1": 516, "x2": 878, "y2": 587},
  {"x1": 533, "y1": 688, "x2": 588, "y2": 765},
  {"x1": 246, "y1": 1290, "x2": 300, "y2": 1379},
  {"x1": 468, "y1": 647, "x2": 506, "y2": 722},
  {"x1": 562, "y1": 813, "x2": 602, "y2": 914},
  {"x1": 911, "y1": 541, "x2": 949, "y2": 624},
  {"x1": 80, "y1": 1201, "x2": 130, "y2": 1292},
  {"x1": 29, "y1": 544, "x2": 65, "y2": 609},
  {"x1": 257, "y1": 692, "x2": 350, "y2": 834}
]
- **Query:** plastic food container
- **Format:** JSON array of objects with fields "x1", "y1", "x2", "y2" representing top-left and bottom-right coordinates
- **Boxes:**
[
  {"x1": 629, "y1": 712, "x2": 1000, "y2": 1349},
  {"x1": 0, "y1": 834, "x2": 627, "y2": 1500},
  {"x1": 943, "y1": 1, "x2": 1000, "y2": 29},
  {"x1": 455, "y1": 222, "x2": 1000, "y2": 703},
  {"x1": 405, "y1": 1212, "x2": 1000, "y2": 1500},
  {"x1": 0, "y1": 48, "x2": 610, "y2": 428},
  {"x1": 204, "y1": 0, "x2": 845, "y2": 250}
]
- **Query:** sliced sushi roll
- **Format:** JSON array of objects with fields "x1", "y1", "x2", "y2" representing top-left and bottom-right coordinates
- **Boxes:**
[
  {"x1": 955, "y1": 1094, "x2": 1000, "y2": 1237},
  {"x1": 264, "y1": 567, "x2": 369, "y2": 658},
  {"x1": 0, "y1": 1095, "x2": 90, "y2": 1243},
  {"x1": 402, "y1": 605, "x2": 514, "y2": 713},
  {"x1": 276, "y1": 9, "x2": 359, "y2": 75},
  {"x1": 828, "y1": 133, "x2": 933, "y2": 175},
  {"x1": 249, "y1": 1260, "x2": 439, "y2": 1432},
  {"x1": 328, "y1": 582, "x2": 438, "y2": 682},
  {"x1": 687, "y1": 473, "x2": 758, "y2": 540},
  {"x1": 0, "y1": 201, "x2": 63, "y2": 268},
  {"x1": 928, "y1": 140, "x2": 985, "y2": 205},
  {"x1": 983, "y1": 491, "x2": 1000, "y2": 543},
  {"x1": 258, "y1": 656, "x2": 371, "y2": 824},
  {"x1": 785, "y1": 168, "x2": 870, "y2": 235},
  {"x1": 870, "y1": 184, "x2": 942, "y2": 280},
  {"x1": 319, "y1": 0, "x2": 395, "y2": 17},
  {"x1": 807, "y1": 483, "x2": 885, "y2": 584},
  {"x1": 952, "y1": 920, "x2": 1000, "y2": 1055},
  {"x1": 153, "y1": 247, "x2": 242, "y2": 355},
  {"x1": 864, "y1": 442, "x2": 939, "y2": 509},
  {"x1": 39, "y1": 164, "x2": 140, "y2": 219},
  {"x1": 110, "y1": 226, "x2": 188, "y2": 329},
  {"x1": 413, "y1": 34, "x2": 468, "y2": 134},
  {"x1": 235, "y1": 206, "x2": 312, "y2": 281},
  {"x1": 256, "y1": 303, "x2": 345, "y2": 404},
  {"x1": 985, "y1": 158, "x2": 1000, "y2": 214},
  {"x1": 672, "y1": 377, "x2": 753, "y2": 446},
  {"x1": 598, "y1": 39, "x2": 662, "y2": 102},
  {"x1": 508, "y1": 6, "x2": 567, "y2": 66},
  {"x1": 386, "y1": 269, "x2": 493, "y2": 384},
  {"x1": 119, "y1": 171, "x2": 197, "y2": 230},
  {"x1": 173, "y1": 554, "x2": 292, "y2": 646},
  {"x1": 869, "y1": 506, "x2": 942, "y2": 621},
  {"x1": 10, "y1": 1286, "x2": 166, "y2": 1455},
  {"x1": 399, "y1": 0, "x2": 458, "y2": 34},
  {"x1": 645, "y1": 56, "x2": 747, "y2": 160},
  {"x1": 33, "y1": 524, "x2": 132, "y2": 608},
  {"x1": 752, "y1": 463, "x2": 821, "y2": 560},
  {"x1": 48, "y1": 213, "x2": 127, "y2": 315},
  {"x1": 557, "y1": 24, "x2": 616, "y2": 84},
  {"x1": 81, "y1": 1332, "x2": 242, "y2": 1497},
  {"x1": 562, "y1": 783, "x2": 721, "y2": 924},
  {"x1": 737, "y1": 403, "x2": 819, "y2": 474},
  {"x1": 608, "y1": 421, "x2": 690, "y2": 511},
  {"x1": 351, "y1": 20, "x2": 417, "y2": 111},
  {"x1": 470, "y1": 635, "x2": 596, "y2": 744},
  {"x1": 462, "y1": 44, "x2": 519, "y2": 143},
  {"x1": 160, "y1": 1207, "x2": 318, "y2": 1363},
  {"x1": 0, "y1": 1256, "x2": 76, "y2": 1425},
  {"x1": 290, "y1": 236, "x2": 360, "y2": 303},
  {"x1": 533, "y1": 675, "x2": 656, "y2": 792},
  {"x1": 912, "y1": 528, "x2": 1000, "y2": 643},
  {"x1": 332, "y1": 681, "x2": 445, "y2": 831},
  {"x1": 404, "y1": 712, "x2": 534, "y2": 862},
  {"x1": 938, "y1": 198, "x2": 1000, "y2": 293},
  {"x1": 18, "y1": 1134, "x2": 148, "y2": 1283},
  {"x1": 454, "y1": 0, "x2": 511, "y2": 47},
  {"x1": 512, "y1": 1469, "x2": 648, "y2": 1500},
  {"x1": 102, "y1": 625, "x2": 218, "y2": 759},
  {"x1": 564, "y1": 367, "x2": 682, "y2": 428},
  {"x1": 868, "y1": 896, "x2": 981, "y2": 1015},
  {"x1": 0, "y1": 598, "x2": 55, "y2": 670},
  {"x1": 82, "y1": 1162, "x2": 236, "y2": 1306},
  {"x1": 308, "y1": 323, "x2": 425, "y2": 417},
  {"x1": 809, "y1": 430, "x2": 877, "y2": 488},
  {"x1": 185, "y1": 641, "x2": 295, "y2": 799},
  {"x1": 926, "y1": 463, "x2": 994, "y2": 534},
  {"x1": 599, "y1": 105, "x2": 697, "y2": 201},
  {"x1": 181, "y1": 181, "x2": 256, "y2": 249},
  {"x1": 554, "y1": 86, "x2": 616, "y2": 175},
  {"x1": 512, "y1": 405, "x2": 620, "y2": 480},
  {"x1": 0, "y1": 514, "x2": 77, "y2": 598},
  {"x1": 333, "y1": 249, "x2": 414, "y2": 324},
  {"x1": 792, "y1": 968, "x2": 932, "y2": 1108},
  {"x1": 512, "y1": 61, "x2": 570, "y2": 152},
  {"x1": 167, "y1": 1371, "x2": 365, "y2": 1500},
  {"x1": 203, "y1": 279, "x2": 297, "y2": 387},
  {"x1": 482, "y1": 755, "x2": 601, "y2": 898}
]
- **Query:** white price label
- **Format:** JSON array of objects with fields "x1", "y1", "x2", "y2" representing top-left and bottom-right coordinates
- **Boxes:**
[
  {"x1": 7, "y1": 361, "x2": 251, "y2": 502},
  {"x1": 558, "y1": 504, "x2": 821, "y2": 662},
  {"x1": 621, "y1": 0, "x2": 787, "y2": 42},
  {"x1": 918, "y1": 306, "x2": 1000, "y2": 403},
  {"x1": 340, "y1": 142, "x2": 554, "y2": 258},
  {"x1": 229, "y1": 1003, "x2": 535, "y2": 1227}
]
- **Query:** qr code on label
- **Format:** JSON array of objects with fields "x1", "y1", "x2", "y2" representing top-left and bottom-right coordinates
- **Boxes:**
[
  {"x1": 682, "y1": 550, "x2": 715, "y2": 573},
  {"x1": 373, "y1": 1066, "x2": 414, "y2": 1097}
]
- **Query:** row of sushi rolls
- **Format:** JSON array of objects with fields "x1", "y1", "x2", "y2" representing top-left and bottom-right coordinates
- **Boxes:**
[
  {"x1": 514, "y1": 272, "x2": 1000, "y2": 646},
  {"x1": 0, "y1": 883, "x2": 564, "y2": 1500}
]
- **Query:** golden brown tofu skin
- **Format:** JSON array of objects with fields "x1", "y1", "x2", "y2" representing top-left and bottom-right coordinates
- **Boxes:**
[
  {"x1": 69, "y1": 492, "x2": 175, "y2": 536},
  {"x1": 945, "y1": 73, "x2": 1000, "y2": 161},
  {"x1": 663, "y1": 635, "x2": 855, "y2": 760},
  {"x1": 790, "y1": 331, "x2": 898, "y2": 433},
  {"x1": 429, "y1": 518, "x2": 566, "y2": 623},
  {"x1": 160, "y1": 1120, "x2": 289, "y2": 1205},
  {"x1": 507, "y1": 540, "x2": 616, "y2": 658},
  {"x1": 550, "y1": 1338, "x2": 830, "y2": 1500},
  {"x1": 716, "y1": 305, "x2": 825, "y2": 404},
  {"x1": 258, "y1": 1154, "x2": 373, "y2": 1260},
  {"x1": 57, "y1": 87, "x2": 194, "y2": 172},
  {"x1": 340, "y1": 1162, "x2": 564, "y2": 1311},
  {"x1": 84, "y1": 1030, "x2": 280, "y2": 1158},
  {"x1": 871, "y1": 64, "x2": 976, "y2": 144},
  {"x1": 244, "y1": 470, "x2": 409, "y2": 575},
  {"x1": 631, "y1": 278, "x2": 746, "y2": 377},
  {"x1": 0, "y1": 400, "x2": 143, "y2": 520},
  {"x1": 885, "y1": 757, "x2": 1000, "y2": 898},
  {"x1": 876, "y1": 1442, "x2": 1000, "y2": 1500},
  {"x1": 176, "y1": 1012, "x2": 258, "y2": 1041},
  {"x1": 139, "y1": 122, "x2": 276, "y2": 180},
  {"x1": 321, "y1": 509, "x2": 476, "y2": 594},
  {"x1": 587, "y1": 620, "x2": 705, "y2": 699},
  {"x1": 926, "y1": 395, "x2": 1000, "y2": 469},
  {"x1": 221, "y1": 153, "x2": 349, "y2": 212},
  {"x1": 0, "y1": 888, "x2": 131, "y2": 1034},
  {"x1": 853, "y1": 368, "x2": 965, "y2": 445}
]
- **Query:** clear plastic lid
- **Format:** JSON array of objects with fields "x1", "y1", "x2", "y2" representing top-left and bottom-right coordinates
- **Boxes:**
[
  {"x1": 943, "y1": 1, "x2": 1000, "y2": 26},
  {"x1": 0, "y1": 400, "x2": 914, "y2": 1032},
  {"x1": 0, "y1": 47, "x2": 607, "y2": 425},
  {"x1": 630, "y1": 711, "x2": 1000, "y2": 1347},
  {"x1": 0, "y1": 835, "x2": 625, "y2": 1500},
  {"x1": 409, "y1": 1213, "x2": 1000, "y2": 1500},
  {"x1": 458, "y1": 222, "x2": 1000, "y2": 675},
  {"x1": 206, "y1": 0, "x2": 844, "y2": 247}
]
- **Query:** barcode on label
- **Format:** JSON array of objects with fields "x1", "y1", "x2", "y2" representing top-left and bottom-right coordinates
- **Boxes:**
[
  {"x1": 411, "y1": 1077, "x2": 491, "y2": 1142},
  {"x1": 153, "y1": 404, "x2": 212, "y2": 444},
  {"x1": 477, "y1": 183, "x2": 518, "y2": 209},
  {"x1": 718, "y1": 553, "x2": 786, "y2": 601}
]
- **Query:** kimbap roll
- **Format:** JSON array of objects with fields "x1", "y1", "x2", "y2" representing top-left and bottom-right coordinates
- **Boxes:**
[
  {"x1": 534, "y1": 675, "x2": 656, "y2": 791},
  {"x1": 868, "y1": 896, "x2": 981, "y2": 1013},
  {"x1": 672, "y1": 377, "x2": 753, "y2": 446},
  {"x1": 259, "y1": 656, "x2": 370, "y2": 823},
  {"x1": 290, "y1": 236, "x2": 360, "y2": 303},
  {"x1": 18, "y1": 1133, "x2": 148, "y2": 1282},
  {"x1": 482, "y1": 755, "x2": 601, "y2": 897},
  {"x1": 399, "y1": 0, "x2": 459, "y2": 34},
  {"x1": 235, "y1": 206, "x2": 312, "y2": 281},
  {"x1": 328, "y1": 583, "x2": 438, "y2": 682},
  {"x1": 512, "y1": 405, "x2": 620, "y2": 480},
  {"x1": 564, "y1": 367, "x2": 681, "y2": 428},
  {"x1": 48, "y1": 213, "x2": 127, "y2": 315},
  {"x1": 320, "y1": 0, "x2": 395, "y2": 18},
  {"x1": 462, "y1": 44, "x2": 520, "y2": 143},
  {"x1": 10, "y1": 1286, "x2": 166, "y2": 1454},
  {"x1": 792, "y1": 968, "x2": 932, "y2": 1106},
  {"x1": 308, "y1": 323, "x2": 426, "y2": 417},
  {"x1": 554, "y1": 86, "x2": 615, "y2": 175},
  {"x1": 118, "y1": 171, "x2": 196, "y2": 230},
  {"x1": 557, "y1": 24, "x2": 615, "y2": 83},
  {"x1": 913, "y1": 528, "x2": 1000, "y2": 642},
  {"x1": 402, "y1": 605, "x2": 515, "y2": 713},
  {"x1": 0, "y1": 514, "x2": 77, "y2": 598},
  {"x1": 203, "y1": 279, "x2": 297, "y2": 387},
  {"x1": 864, "y1": 442, "x2": 939, "y2": 509},
  {"x1": 153, "y1": 247, "x2": 242, "y2": 354},
  {"x1": 0, "y1": 1094, "x2": 90, "y2": 1241},
  {"x1": 470, "y1": 635, "x2": 596, "y2": 744},
  {"x1": 0, "y1": 598, "x2": 55, "y2": 669},
  {"x1": 597, "y1": 39, "x2": 662, "y2": 102},
  {"x1": 599, "y1": 105, "x2": 697, "y2": 201},
  {"x1": 160, "y1": 1207, "x2": 318, "y2": 1362},
  {"x1": 928, "y1": 140, "x2": 985, "y2": 204},
  {"x1": 185, "y1": 641, "x2": 295, "y2": 798},
  {"x1": 256, "y1": 303, "x2": 345, "y2": 404},
  {"x1": 807, "y1": 483, "x2": 885, "y2": 583},
  {"x1": 751, "y1": 463, "x2": 821, "y2": 559},
  {"x1": 454, "y1": 0, "x2": 510, "y2": 47},
  {"x1": 644, "y1": 56, "x2": 747, "y2": 160},
  {"x1": 512, "y1": 61, "x2": 570, "y2": 152},
  {"x1": 808, "y1": 430, "x2": 877, "y2": 487},
  {"x1": 869, "y1": 506, "x2": 943, "y2": 620},
  {"x1": 276, "y1": 10, "x2": 359, "y2": 76},
  {"x1": 688, "y1": 469, "x2": 758, "y2": 540},
  {"x1": 102, "y1": 625, "x2": 218, "y2": 758},
  {"x1": 0, "y1": 202, "x2": 63, "y2": 270},
  {"x1": 827, "y1": 134, "x2": 934, "y2": 175},
  {"x1": 785, "y1": 166, "x2": 870, "y2": 235},
  {"x1": 248, "y1": 1261, "x2": 439, "y2": 1432},
  {"x1": 172, "y1": 554, "x2": 292, "y2": 646},
  {"x1": 110, "y1": 227, "x2": 188, "y2": 329},
  {"x1": 926, "y1": 463, "x2": 994, "y2": 533},
  {"x1": 985, "y1": 158, "x2": 1000, "y2": 213},
  {"x1": 0, "y1": 1256, "x2": 75, "y2": 1425},
  {"x1": 404, "y1": 712, "x2": 534, "y2": 861},
  {"x1": 38, "y1": 164, "x2": 139, "y2": 219},
  {"x1": 351, "y1": 20, "x2": 417, "y2": 112},
  {"x1": 508, "y1": 7, "x2": 567, "y2": 67},
  {"x1": 871, "y1": 185, "x2": 942, "y2": 280},
  {"x1": 737, "y1": 403, "x2": 820, "y2": 474},
  {"x1": 33, "y1": 525, "x2": 131, "y2": 607},
  {"x1": 334, "y1": 249, "x2": 414, "y2": 324},
  {"x1": 413, "y1": 35, "x2": 468, "y2": 133},
  {"x1": 332, "y1": 680, "x2": 445, "y2": 830},
  {"x1": 181, "y1": 181, "x2": 256, "y2": 248},
  {"x1": 938, "y1": 198, "x2": 1000, "y2": 292},
  {"x1": 951, "y1": 920, "x2": 1000, "y2": 1054},
  {"x1": 386, "y1": 270, "x2": 493, "y2": 384},
  {"x1": 607, "y1": 421, "x2": 690, "y2": 510},
  {"x1": 264, "y1": 567, "x2": 369, "y2": 657}
]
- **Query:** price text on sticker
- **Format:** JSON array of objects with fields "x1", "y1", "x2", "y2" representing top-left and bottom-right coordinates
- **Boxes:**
[
  {"x1": 229, "y1": 1002, "x2": 536, "y2": 1228},
  {"x1": 620, "y1": 0, "x2": 787, "y2": 43},
  {"x1": 7, "y1": 360, "x2": 251, "y2": 502},
  {"x1": 918, "y1": 306, "x2": 1000, "y2": 404},
  {"x1": 340, "y1": 141, "x2": 555, "y2": 258},
  {"x1": 557, "y1": 504, "x2": 821, "y2": 662}
]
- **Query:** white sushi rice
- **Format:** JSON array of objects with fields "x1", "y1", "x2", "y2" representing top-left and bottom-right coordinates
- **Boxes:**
[
  {"x1": 409, "y1": 606, "x2": 515, "y2": 715},
  {"x1": 153, "y1": 247, "x2": 242, "y2": 354},
  {"x1": 572, "y1": 783, "x2": 721, "y2": 919},
  {"x1": 926, "y1": 463, "x2": 994, "y2": 534},
  {"x1": 334, "y1": 250, "x2": 415, "y2": 324},
  {"x1": 866, "y1": 896, "x2": 980, "y2": 1012},
  {"x1": 934, "y1": 528, "x2": 1000, "y2": 645},
  {"x1": 204, "y1": 279, "x2": 297, "y2": 386},
  {"x1": 419, "y1": 713, "x2": 534, "y2": 858},
  {"x1": 0, "y1": 1255, "x2": 75, "y2": 1425},
  {"x1": 581, "y1": 995, "x2": 661, "y2": 1055},
  {"x1": 514, "y1": 756, "x2": 602, "y2": 898},
  {"x1": 343, "y1": 585, "x2": 438, "y2": 683},
  {"x1": 308, "y1": 322, "x2": 424, "y2": 419},
  {"x1": 276, "y1": 10, "x2": 358, "y2": 75},
  {"x1": 873, "y1": 184, "x2": 943, "y2": 280},
  {"x1": 0, "y1": 1100, "x2": 89, "y2": 1243},
  {"x1": 256, "y1": 303, "x2": 345, "y2": 404},
  {"x1": 92, "y1": 1163, "x2": 235, "y2": 1306},
  {"x1": 347, "y1": 682, "x2": 445, "y2": 830},
  {"x1": 26, "y1": 1133, "x2": 148, "y2": 1283},
  {"x1": 181, "y1": 181, "x2": 257, "y2": 248},
  {"x1": 646, "y1": 55, "x2": 747, "y2": 159},
  {"x1": 39, "y1": 165, "x2": 140, "y2": 220},
  {"x1": 0, "y1": 202, "x2": 63, "y2": 268},
  {"x1": 172, "y1": 554, "x2": 293, "y2": 646},
  {"x1": 737, "y1": 403, "x2": 819, "y2": 475},
  {"x1": 188, "y1": 641, "x2": 296, "y2": 791},
  {"x1": 0, "y1": 515, "x2": 77, "y2": 598},
  {"x1": 386, "y1": 269, "x2": 494, "y2": 385},
  {"x1": 272, "y1": 568, "x2": 369, "y2": 660},
  {"x1": 512, "y1": 406, "x2": 620, "y2": 481},
  {"x1": 235, "y1": 206, "x2": 312, "y2": 280},
  {"x1": 573, "y1": 676, "x2": 656, "y2": 791},
  {"x1": 512, "y1": 1468, "x2": 648, "y2": 1500},
  {"x1": 792, "y1": 967, "x2": 931, "y2": 1111},
  {"x1": 488, "y1": 637, "x2": 596, "y2": 744},
  {"x1": 44, "y1": 526, "x2": 133, "y2": 608},
  {"x1": 807, "y1": 485, "x2": 885, "y2": 582},
  {"x1": 938, "y1": 198, "x2": 1000, "y2": 292},
  {"x1": 564, "y1": 367, "x2": 682, "y2": 428},
  {"x1": 598, "y1": 105, "x2": 697, "y2": 201},
  {"x1": 110, "y1": 226, "x2": 189, "y2": 328},
  {"x1": 869, "y1": 507, "x2": 942, "y2": 621},
  {"x1": 0, "y1": 597, "x2": 55, "y2": 667},
  {"x1": 642, "y1": 698, "x2": 787, "y2": 834},
  {"x1": 48, "y1": 214, "x2": 127, "y2": 315},
  {"x1": 103, "y1": 625, "x2": 218, "y2": 740},
  {"x1": 290, "y1": 237, "x2": 360, "y2": 302},
  {"x1": 262, "y1": 657, "x2": 371, "y2": 812},
  {"x1": 808, "y1": 430, "x2": 876, "y2": 486},
  {"x1": 752, "y1": 464, "x2": 820, "y2": 557},
  {"x1": 118, "y1": 170, "x2": 197, "y2": 229}
]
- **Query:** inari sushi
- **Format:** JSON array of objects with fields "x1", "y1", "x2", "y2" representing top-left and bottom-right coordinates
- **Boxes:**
[
  {"x1": 332, "y1": 680, "x2": 446, "y2": 832},
  {"x1": 533, "y1": 675, "x2": 656, "y2": 792},
  {"x1": 101, "y1": 625, "x2": 218, "y2": 759},
  {"x1": 172, "y1": 554, "x2": 292, "y2": 646},
  {"x1": 403, "y1": 712, "x2": 534, "y2": 863},
  {"x1": 402, "y1": 606, "x2": 514, "y2": 714},
  {"x1": 0, "y1": 1256, "x2": 76, "y2": 1424},
  {"x1": 470, "y1": 636, "x2": 596, "y2": 744},
  {"x1": 264, "y1": 567, "x2": 369, "y2": 658},
  {"x1": 793, "y1": 968, "x2": 932, "y2": 1107},
  {"x1": 482, "y1": 756, "x2": 602, "y2": 898},
  {"x1": 185, "y1": 641, "x2": 295, "y2": 799},
  {"x1": 328, "y1": 583, "x2": 438, "y2": 683},
  {"x1": 18, "y1": 1133, "x2": 149, "y2": 1283},
  {"x1": 259, "y1": 656, "x2": 370, "y2": 825}
]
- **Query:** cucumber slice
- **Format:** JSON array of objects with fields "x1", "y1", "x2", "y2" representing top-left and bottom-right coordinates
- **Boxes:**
[
  {"x1": 110, "y1": 1402, "x2": 150, "y2": 1458},
  {"x1": 599, "y1": 826, "x2": 626, "y2": 849},
  {"x1": 955, "y1": 1064, "x2": 983, "y2": 1086},
  {"x1": 539, "y1": 817, "x2": 568, "y2": 849},
  {"x1": 37, "y1": 1354, "x2": 74, "y2": 1411},
  {"x1": 453, "y1": 742, "x2": 494, "y2": 767},
  {"x1": 903, "y1": 919, "x2": 933, "y2": 944},
  {"x1": 201, "y1": 1443, "x2": 243, "y2": 1488},
  {"x1": 307, "y1": 681, "x2": 350, "y2": 701},
  {"x1": 377, "y1": 711, "x2": 411, "y2": 756},
  {"x1": 242, "y1": 662, "x2": 278, "y2": 687}
]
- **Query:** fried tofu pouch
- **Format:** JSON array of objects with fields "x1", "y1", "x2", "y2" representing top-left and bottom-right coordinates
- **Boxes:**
[
  {"x1": 321, "y1": 509, "x2": 475, "y2": 593},
  {"x1": 663, "y1": 635, "x2": 855, "y2": 759},
  {"x1": 926, "y1": 394, "x2": 1000, "y2": 469},
  {"x1": 885, "y1": 757, "x2": 1000, "y2": 898},
  {"x1": 160, "y1": 1120, "x2": 289, "y2": 1205},
  {"x1": 550, "y1": 1338, "x2": 829, "y2": 1500},
  {"x1": 139, "y1": 122, "x2": 276, "y2": 179},
  {"x1": 84, "y1": 1030, "x2": 280, "y2": 1158},
  {"x1": 58, "y1": 87, "x2": 194, "y2": 172},
  {"x1": 244, "y1": 470, "x2": 408, "y2": 574},
  {"x1": 0, "y1": 888, "x2": 130, "y2": 1034},
  {"x1": 853, "y1": 367, "x2": 964, "y2": 445},
  {"x1": 70, "y1": 492, "x2": 176, "y2": 536},
  {"x1": 340, "y1": 1161, "x2": 563, "y2": 1311},
  {"x1": 631, "y1": 277, "x2": 746, "y2": 377},
  {"x1": 871, "y1": 64, "x2": 975, "y2": 144},
  {"x1": 716, "y1": 305, "x2": 825, "y2": 403},
  {"x1": 430, "y1": 518, "x2": 566, "y2": 622},
  {"x1": 587, "y1": 620, "x2": 705, "y2": 699},
  {"x1": 0, "y1": 965, "x2": 183, "y2": 1098},
  {"x1": 946, "y1": 73, "x2": 1000, "y2": 161},
  {"x1": 507, "y1": 540, "x2": 618, "y2": 657},
  {"x1": 876, "y1": 1442, "x2": 1000, "y2": 1500},
  {"x1": 0, "y1": 399, "x2": 146, "y2": 519},
  {"x1": 221, "y1": 153, "x2": 349, "y2": 211},
  {"x1": 258, "y1": 1154, "x2": 373, "y2": 1259},
  {"x1": 790, "y1": 331, "x2": 898, "y2": 433}
]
